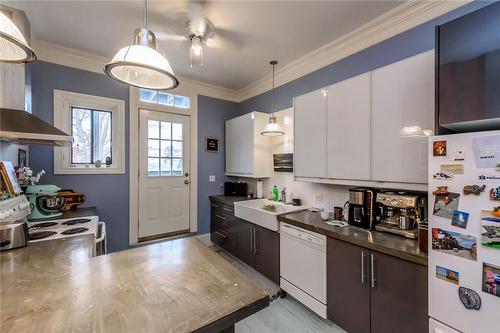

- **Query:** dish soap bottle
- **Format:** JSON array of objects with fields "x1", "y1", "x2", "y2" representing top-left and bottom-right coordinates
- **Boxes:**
[{"x1": 272, "y1": 186, "x2": 279, "y2": 202}]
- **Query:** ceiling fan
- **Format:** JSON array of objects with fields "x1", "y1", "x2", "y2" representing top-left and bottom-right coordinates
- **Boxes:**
[{"x1": 155, "y1": 1, "x2": 243, "y2": 68}]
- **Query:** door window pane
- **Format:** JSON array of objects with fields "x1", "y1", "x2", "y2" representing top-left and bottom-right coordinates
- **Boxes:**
[
  {"x1": 148, "y1": 120, "x2": 159, "y2": 139},
  {"x1": 160, "y1": 158, "x2": 171, "y2": 176},
  {"x1": 160, "y1": 140, "x2": 172, "y2": 157},
  {"x1": 174, "y1": 95, "x2": 190, "y2": 109},
  {"x1": 148, "y1": 158, "x2": 159, "y2": 176},
  {"x1": 140, "y1": 89, "x2": 157, "y2": 103},
  {"x1": 161, "y1": 122, "x2": 171, "y2": 140},
  {"x1": 172, "y1": 158, "x2": 183, "y2": 176},
  {"x1": 139, "y1": 89, "x2": 190, "y2": 110},
  {"x1": 172, "y1": 141, "x2": 182, "y2": 158},
  {"x1": 158, "y1": 92, "x2": 174, "y2": 106},
  {"x1": 148, "y1": 139, "x2": 159, "y2": 157},
  {"x1": 93, "y1": 111, "x2": 112, "y2": 163},
  {"x1": 172, "y1": 123, "x2": 182, "y2": 141}
]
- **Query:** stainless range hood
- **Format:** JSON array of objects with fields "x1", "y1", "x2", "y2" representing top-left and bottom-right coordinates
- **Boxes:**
[{"x1": 0, "y1": 108, "x2": 71, "y2": 146}]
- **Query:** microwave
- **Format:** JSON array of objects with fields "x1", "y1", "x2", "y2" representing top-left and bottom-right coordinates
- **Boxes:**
[{"x1": 224, "y1": 182, "x2": 248, "y2": 197}]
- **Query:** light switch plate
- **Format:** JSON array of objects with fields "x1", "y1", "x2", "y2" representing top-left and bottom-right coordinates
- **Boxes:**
[{"x1": 209, "y1": 175, "x2": 216, "y2": 182}]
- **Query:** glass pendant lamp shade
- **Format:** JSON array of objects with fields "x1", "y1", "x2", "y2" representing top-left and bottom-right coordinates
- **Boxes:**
[
  {"x1": 399, "y1": 125, "x2": 433, "y2": 138},
  {"x1": 0, "y1": 11, "x2": 37, "y2": 63},
  {"x1": 104, "y1": 28, "x2": 179, "y2": 90},
  {"x1": 261, "y1": 116, "x2": 284, "y2": 136}
]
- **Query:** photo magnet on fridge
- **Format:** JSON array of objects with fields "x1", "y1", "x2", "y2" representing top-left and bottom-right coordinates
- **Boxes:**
[
  {"x1": 441, "y1": 164, "x2": 464, "y2": 175},
  {"x1": 480, "y1": 222, "x2": 500, "y2": 250},
  {"x1": 448, "y1": 149, "x2": 465, "y2": 161},
  {"x1": 472, "y1": 135, "x2": 500, "y2": 168},
  {"x1": 482, "y1": 263, "x2": 500, "y2": 297},
  {"x1": 481, "y1": 209, "x2": 500, "y2": 223},
  {"x1": 458, "y1": 287, "x2": 481, "y2": 310},
  {"x1": 451, "y1": 210, "x2": 469, "y2": 229},
  {"x1": 433, "y1": 140, "x2": 447, "y2": 157},
  {"x1": 436, "y1": 265, "x2": 459, "y2": 285},
  {"x1": 433, "y1": 192, "x2": 460, "y2": 220},
  {"x1": 432, "y1": 228, "x2": 477, "y2": 261}
]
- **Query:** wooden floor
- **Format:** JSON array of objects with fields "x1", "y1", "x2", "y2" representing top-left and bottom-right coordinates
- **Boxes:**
[{"x1": 236, "y1": 296, "x2": 347, "y2": 333}]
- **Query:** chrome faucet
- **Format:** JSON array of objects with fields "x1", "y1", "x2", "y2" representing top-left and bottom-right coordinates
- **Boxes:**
[{"x1": 280, "y1": 187, "x2": 287, "y2": 203}]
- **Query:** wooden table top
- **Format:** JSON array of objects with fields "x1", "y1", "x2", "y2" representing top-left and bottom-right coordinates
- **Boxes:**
[{"x1": 0, "y1": 236, "x2": 268, "y2": 333}]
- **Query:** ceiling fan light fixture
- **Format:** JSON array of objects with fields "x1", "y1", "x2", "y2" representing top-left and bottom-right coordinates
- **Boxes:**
[
  {"x1": 104, "y1": 0, "x2": 179, "y2": 90},
  {"x1": 0, "y1": 11, "x2": 37, "y2": 63},
  {"x1": 189, "y1": 35, "x2": 204, "y2": 68}
]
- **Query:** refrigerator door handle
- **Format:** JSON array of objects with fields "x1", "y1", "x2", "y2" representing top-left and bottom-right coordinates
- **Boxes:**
[
  {"x1": 371, "y1": 253, "x2": 377, "y2": 288},
  {"x1": 361, "y1": 251, "x2": 366, "y2": 285}
]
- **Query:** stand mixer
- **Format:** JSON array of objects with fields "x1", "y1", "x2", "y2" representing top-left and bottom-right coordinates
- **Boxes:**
[{"x1": 26, "y1": 185, "x2": 66, "y2": 220}]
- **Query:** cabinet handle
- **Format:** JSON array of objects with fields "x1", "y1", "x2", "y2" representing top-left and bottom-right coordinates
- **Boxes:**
[
  {"x1": 215, "y1": 214, "x2": 226, "y2": 220},
  {"x1": 250, "y1": 227, "x2": 253, "y2": 253},
  {"x1": 371, "y1": 253, "x2": 377, "y2": 288},
  {"x1": 254, "y1": 228, "x2": 258, "y2": 254},
  {"x1": 211, "y1": 204, "x2": 219, "y2": 208},
  {"x1": 223, "y1": 207, "x2": 233, "y2": 212},
  {"x1": 361, "y1": 251, "x2": 366, "y2": 285},
  {"x1": 215, "y1": 231, "x2": 226, "y2": 240}
]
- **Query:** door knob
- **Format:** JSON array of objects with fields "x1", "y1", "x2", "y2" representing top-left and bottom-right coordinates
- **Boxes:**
[{"x1": 184, "y1": 180, "x2": 191, "y2": 184}]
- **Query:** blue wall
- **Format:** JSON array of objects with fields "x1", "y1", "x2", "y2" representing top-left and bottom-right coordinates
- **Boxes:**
[
  {"x1": 239, "y1": 1, "x2": 492, "y2": 114},
  {"x1": 28, "y1": 61, "x2": 130, "y2": 252},
  {"x1": 197, "y1": 95, "x2": 242, "y2": 233}
]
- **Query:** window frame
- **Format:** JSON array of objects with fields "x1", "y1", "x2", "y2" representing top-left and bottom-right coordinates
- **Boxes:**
[{"x1": 53, "y1": 90, "x2": 125, "y2": 174}]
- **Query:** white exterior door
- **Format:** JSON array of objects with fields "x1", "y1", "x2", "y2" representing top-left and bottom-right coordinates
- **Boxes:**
[{"x1": 138, "y1": 109, "x2": 190, "y2": 238}]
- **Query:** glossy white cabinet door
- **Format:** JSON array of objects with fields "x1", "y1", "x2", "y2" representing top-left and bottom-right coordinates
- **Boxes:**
[
  {"x1": 294, "y1": 89, "x2": 327, "y2": 178},
  {"x1": 327, "y1": 73, "x2": 371, "y2": 180},
  {"x1": 371, "y1": 51, "x2": 434, "y2": 184},
  {"x1": 225, "y1": 113, "x2": 254, "y2": 175}
]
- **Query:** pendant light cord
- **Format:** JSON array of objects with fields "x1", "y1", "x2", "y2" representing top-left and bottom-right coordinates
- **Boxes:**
[
  {"x1": 143, "y1": 0, "x2": 148, "y2": 28},
  {"x1": 272, "y1": 63, "x2": 275, "y2": 115}
]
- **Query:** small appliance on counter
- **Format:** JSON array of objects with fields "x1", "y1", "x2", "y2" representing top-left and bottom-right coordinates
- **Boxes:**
[
  {"x1": 374, "y1": 192, "x2": 427, "y2": 239},
  {"x1": 346, "y1": 188, "x2": 375, "y2": 229},
  {"x1": 0, "y1": 195, "x2": 31, "y2": 251},
  {"x1": 57, "y1": 189, "x2": 86, "y2": 211},
  {"x1": 223, "y1": 181, "x2": 248, "y2": 197},
  {"x1": 26, "y1": 185, "x2": 65, "y2": 220}
]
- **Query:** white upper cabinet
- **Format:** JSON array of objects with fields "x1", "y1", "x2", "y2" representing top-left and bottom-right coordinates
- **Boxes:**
[
  {"x1": 225, "y1": 112, "x2": 270, "y2": 178},
  {"x1": 371, "y1": 51, "x2": 434, "y2": 184},
  {"x1": 294, "y1": 89, "x2": 327, "y2": 178},
  {"x1": 326, "y1": 73, "x2": 371, "y2": 180}
]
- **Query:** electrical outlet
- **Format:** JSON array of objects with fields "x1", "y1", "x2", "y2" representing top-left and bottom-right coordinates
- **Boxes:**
[{"x1": 208, "y1": 175, "x2": 216, "y2": 182}]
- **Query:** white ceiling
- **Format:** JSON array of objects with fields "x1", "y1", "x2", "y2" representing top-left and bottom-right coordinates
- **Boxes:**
[{"x1": 5, "y1": 0, "x2": 405, "y2": 90}]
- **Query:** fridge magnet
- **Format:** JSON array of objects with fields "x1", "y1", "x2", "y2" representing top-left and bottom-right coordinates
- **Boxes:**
[
  {"x1": 478, "y1": 174, "x2": 500, "y2": 182},
  {"x1": 433, "y1": 192, "x2": 460, "y2": 220},
  {"x1": 436, "y1": 265, "x2": 459, "y2": 285},
  {"x1": 205, "y1": 137, "x2": 219, "y2": 153},
  {"x1": 458, "y1": 287, "x2": 481, "y2": 310},
  {"x1": 489, "y1": 187, "x2": 500, "y2": 201},
  {"x1": 451, "y1": 210, "x2": 469, "y2": 229},
  {"x1": 480, "y1": 209, "x2": 500, "y2": 223},
  {"x1": 432, "y1": 228, "x2": 477, "y2": 261},
  {"x1": 440, "y1": 164, "x2": 464, "y2": 175},
  {"x1": 433, "y1": 172, "x2": 453, "y2": 180},
  {"x1": 463, "y1": 184, "x2": 486, "y2": 196},
  {"x1": 480, "y1": 222, "x2": 500, "y2": 249},
  {"x1": 472, "y1": 135, "x2": 500, "y2": 168},
  {"x1": 496, "y1": 163, "x2": 500, "y2": 171},
  {"x1": 433, "y1": 186, "x2": 449, "y2": 195},
  {"x1": 433, "y1": 140, "x2": 447, "y2": 156},
  {"x1": 448, "y1": 149, "x2": 465, "y2": 161},
  {"x1": 482, "y1": 262, "x2": 500, "y2": 297}
]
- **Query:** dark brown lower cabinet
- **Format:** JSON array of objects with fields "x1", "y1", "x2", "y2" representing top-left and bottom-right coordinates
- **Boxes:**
[
  {"x1": 210, "y1": 200, "x2": 280, "y2": 284},
  {"x1": 327, "y1": 238, "x2": 428, "y2": 333}
]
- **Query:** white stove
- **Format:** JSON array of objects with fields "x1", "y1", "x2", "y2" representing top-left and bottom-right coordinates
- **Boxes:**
[{"x1": 28, "y1": 216, "x2": 99, "y2": 243}]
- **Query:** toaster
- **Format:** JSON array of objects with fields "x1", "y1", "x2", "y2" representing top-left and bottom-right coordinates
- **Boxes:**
[
  {"x1": 224, "y1": 182, "x2": 248, "y2": 197},
  {"x1": 0, "y1": 221, "x2": 28, "y2": 251}
]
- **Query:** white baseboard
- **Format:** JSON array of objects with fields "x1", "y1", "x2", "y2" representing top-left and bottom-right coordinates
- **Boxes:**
[{"x1": 196, "y1": 233, "x2": 213, "y2": 246}]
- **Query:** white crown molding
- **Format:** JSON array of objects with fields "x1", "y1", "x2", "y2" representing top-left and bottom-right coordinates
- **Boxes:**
[
  {"x1": 31, "y1": 39, "x2": 240, "y2": 102},
  {"x1": 235, "y1": 0, "x2": 472, "y2": 102},
  {"x1": 30, "y1": 0, "x2": 471, "y2": 104}
]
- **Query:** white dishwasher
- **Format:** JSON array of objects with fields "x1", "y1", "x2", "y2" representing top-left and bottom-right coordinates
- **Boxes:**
[{"x1": 280, "y1": 222, "x2": 327, "y2": 318}]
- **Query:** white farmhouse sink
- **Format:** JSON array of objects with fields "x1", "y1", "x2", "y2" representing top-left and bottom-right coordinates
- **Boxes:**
[{"x1": 234, "y1": 199, "x2": 308, "y2": 232}]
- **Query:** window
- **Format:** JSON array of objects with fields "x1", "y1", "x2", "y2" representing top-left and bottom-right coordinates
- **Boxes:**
[
  {"x1": 147, "y1": 120, "x2": 183, "y2": 177},
  {"x1": 139, "y1": 89, "x2": 190, "y2": 109},
  {"x1": 53, "y1": 90, "x2": 125, "y2": 174},
  {"x1": 71, "y1": 108, "x2": 112, "y2": 164}
]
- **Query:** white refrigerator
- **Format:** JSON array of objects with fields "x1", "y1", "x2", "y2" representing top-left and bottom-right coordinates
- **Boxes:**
[{"x1": 428, "y1": 130, "x2": 500, "y2": 333}]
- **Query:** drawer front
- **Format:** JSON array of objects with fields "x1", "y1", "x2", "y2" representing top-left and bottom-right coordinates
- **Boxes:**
[
  {"x1": 222, "y1": 204, "x2": 235, "y2": 217},
  {"x1": 210, "y1": 230, "x2": 236, "y2": 254}
]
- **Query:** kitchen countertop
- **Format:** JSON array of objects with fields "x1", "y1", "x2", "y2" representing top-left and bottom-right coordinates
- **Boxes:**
[
  {"x1": 0, "y1": 235, "x2": 269, "y2": 333},
  {"x1": 278, "y1": 210, "x2": 427, "y2": 266},
  {"x1": 209, "y1": 195, "x2": 250, "y2": 206},
  {"x1": 33, "y1": 206, "x2": 98, "y2": 221}
]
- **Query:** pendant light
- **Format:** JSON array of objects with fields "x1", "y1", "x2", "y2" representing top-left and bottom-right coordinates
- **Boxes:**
[
  {"x1": 104, "y1": 0, "x2": 179, "y2": 90},
  {"x1": 0, "y1": 11, "x2": 37, "y2": 63},
  {"x1": 261, "y1": 60, "x2": 284, "y2": 136},
  {"x1": 399, "y1": 126, "x2": 433, "y2": 138}
]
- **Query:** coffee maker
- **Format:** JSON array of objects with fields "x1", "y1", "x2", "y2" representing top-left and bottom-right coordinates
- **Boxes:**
[
  {"x1": 347, "y1": 188, "x2": 375, "y2": 229},
  {"x1": 374, "y1": 192, "x2": 427, "y2": 239}
]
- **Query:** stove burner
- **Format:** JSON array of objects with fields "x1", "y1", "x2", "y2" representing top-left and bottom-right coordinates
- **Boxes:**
[
  {"x1": 62, "y1": 218, "x2": 91, "y2": 226},
  {"x1": 61, "y1": 227, "x2": 89, "y2": 235},
  {"x1": 29, "y1": 222, "x2": 59, "y2": 229},
  {"x1": 29, "y1": 231, "x2": 57, "y2": 240}
]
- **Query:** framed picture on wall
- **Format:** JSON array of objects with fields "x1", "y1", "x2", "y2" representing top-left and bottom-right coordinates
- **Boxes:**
[
  {"x1": 0, "y1": 161, "x2": 22, "y2": 195},
  {"x1": 18, "y1": 149, "x2": 27, "y2": 168},
  {"x1": 205, "y1": 137, "x2": 219, "y2": 153}
]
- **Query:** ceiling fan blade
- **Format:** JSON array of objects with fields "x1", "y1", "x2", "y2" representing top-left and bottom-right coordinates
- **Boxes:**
[
  {"x1": 154, "y1": 32, "x2": 186, "y2": 42},
  {"x1": 210, "y1": 28, "x2": 245, "y2": 50}
]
